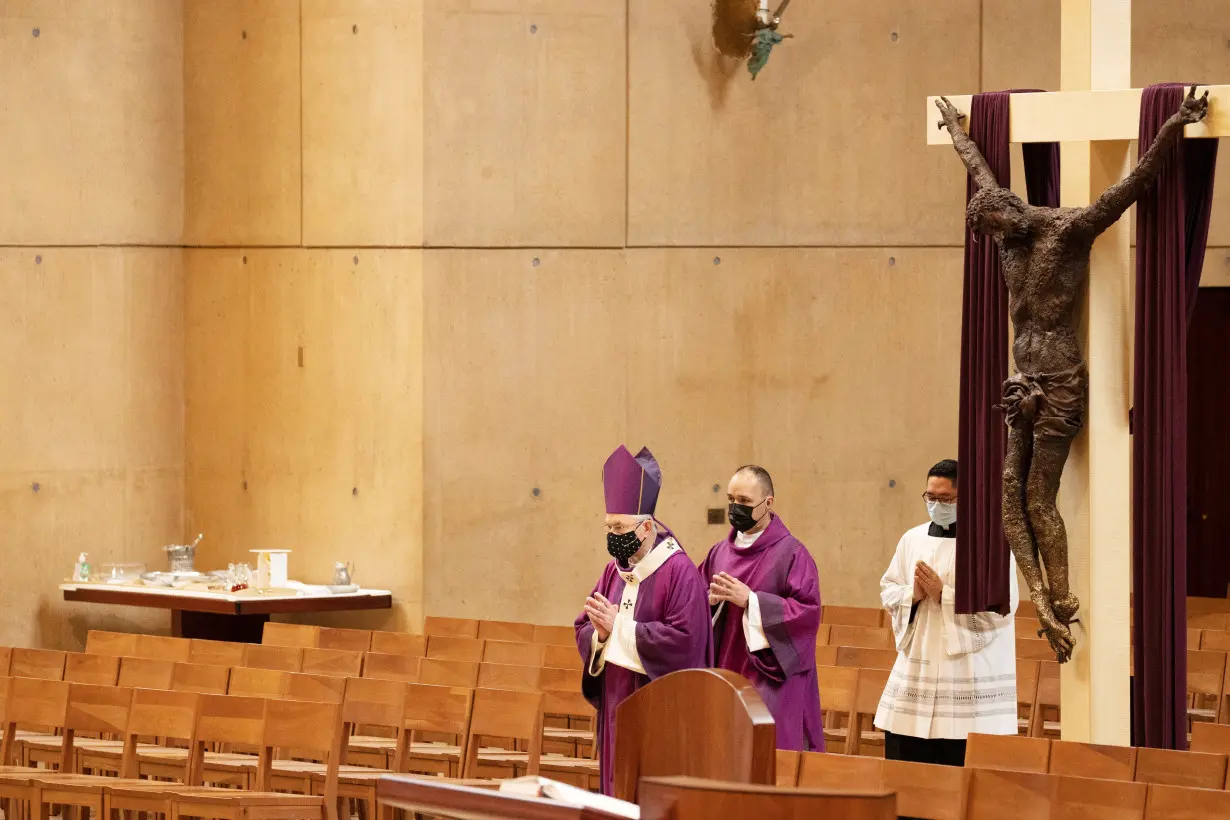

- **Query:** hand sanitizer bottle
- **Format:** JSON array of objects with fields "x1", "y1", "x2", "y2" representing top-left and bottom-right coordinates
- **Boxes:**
[{"x1": 74, "y1": 552, "x2": 90, "y2": 582}]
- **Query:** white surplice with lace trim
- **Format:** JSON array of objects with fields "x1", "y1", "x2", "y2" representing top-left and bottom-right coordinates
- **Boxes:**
[{"x1": 873, "y1": 523, "x2": 1019, "y2": 740}]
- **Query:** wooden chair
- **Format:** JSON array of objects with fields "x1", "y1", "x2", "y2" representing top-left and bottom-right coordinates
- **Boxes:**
[
  {"x1": 796, "y1": 751, "x2": 883, "y2": 789},
  {"x1": 967, "y1": 768, "x2": 1146, "y2": 820},
  {"x1": 369, "y1": 632, "x2": 427, "y2": 657},
  {"x1": 272, "y1": 676, "x2": 406, "y2": 804},
  {"x1": 1016, "y1": 659, "x2": 1041, "y2": 735},
  {"x1": 542, "y1": 644, "x2": 582, "y2": 671},
  {"x1": 538, "y1": 666, "x2": 581, "y2": 693},
  {"x1": 835, "y1": 646, "x2": 897, "y2": 670},
  {"x1": 1190, "y1": 721, "x2": 1230, "y2": 755},
  {"x1": 1030, "y1": 661, "x2": 1061, "y2": 737},
  {"x1": 190, "y1": 638, "x2": 247, "y2": 667},
  {"x1": 1189, "y1": 628, "x2": 1205, "y2": 651},
  {"x1": 1187, "y1": 649, "x2": 1226, "y2": 725},
  {"x1": 478, "y1": 663, "x2": 541, "y2": 692},
  {"x1": 463, "y1": 689, "x2": 544, "y2": 779},
  {"x1": 775, "y1": 749, "x2": 800, "y2": 786},
  {"x1": 1145, "y1": 782, "x2": 1230, "y2": 818},
  {"x1": 846, "y1": 668, "x2": 889, "y2": 756},
  {"x1": 1134, "y1": 747, "x2": 1228, "y2": 790},
  {"x1": 399, "y1": 684, "x2": 474, "y2": 777},
  {"x1": 1048, "y1": 739, "x2": 1136, "y2": 780},
  {"x1": 827, "y1": 625, "x2": 894, "y2": 650},
  {"x1": 424, "y1": 617, "x2": 479, "y2": 638},
  {"x1": 318, "y1": 627, "x2": 372, "y2": 652},
  {"x1": 302, "y1": 648, "x2": 364, "y2": 677},
  {"x1": 262, "y1": 621, "x2": 321, "y2": 648},
  {"x1": 1017, "y1": 600, "x2": 1038, "y2": 619},
  {"x1": 168, "y1": 696, "x2": 346, "y2": 820},
  {"x1": 362, "y1": 652, "x2": 420, "y2": 682},
  {"x1": 532, "y1": 625, "x2": 576, "y2": 646},
  {"x1": 419, "y1": 658, "x2": 480, "y2": 688},
  {"x1": 965, "y1": 732, "x2": 1050, "y2": 773},
  {"x1": 118, "y1": 656, "x2": 177, "y2": 689},
  {"x1": 823, "y1": 606, "x2": 883, "y2": 628},
  {"x1": 540, "y1": 690, "x2": 596, "y2": 760},
  {"x1": 1017, "y1": 637, "x2": 1058, "y2": 661},
  {"x1": 78, "y1": 686, "x2": 202, "y2": 779},
  {"x1": 816, "y1": 666, "x2": 858, "y2": 750},
  {"x1": 84, "y1": 630, "x2": 140, "y2": 657},
  {"x1": 0, "y1": 648, "x2": 10, "y2": 676},
  {"x1": 64, "y1": 652, "x2": 120, "y2": 685},
  {"x1": 228, "y1": 667, "x2": 291, "y2": 698},
  {"x1": 881, "y1": 759, "x2": 970, "y2": 820},
  {"x1": 136, "y1": 634, "x2": 192, "y2": 662},
  {"x1": 9, "y1": 648, "x2": 67, "y2": 680},
  {"x1": 1200, "y1": 629, "x2": 1230, "y2": 651},
  {"x1": 483, "y1": 641, "x2": 547, "y2": 666},
  {"x1": 817, "y1": 624, "x2": 831, "y2": 646},
  {"x1": 286, "y1": 673, "x2": 347, "y2": 705},
  {"x1": 478, "y1": 621, "x2": 536, "y2": 643},
  {"x1": 426, "y1": 636, "x2": 485, "y2": 663},
  {"x1": 1017, "y1": 616, "x2": 1043, "y2": 639},
  {"x1": 1189, "y1": 613, "x2": 1228, "y2": 631},
  {"x1": 172, "y1": 662, "x2": 232, "y2": 695},
  {"x1": 244, "y1": 643, "x2": 304, "y2": 672},
  {"x1": 815, "y1": 645, "x2": 839, "y2": 666}
]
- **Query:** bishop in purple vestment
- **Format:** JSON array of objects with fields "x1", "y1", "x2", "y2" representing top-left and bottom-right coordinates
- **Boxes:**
[
  {"x1": 575, "y1": 445, "x2": 713, "y2": 795},
  {"x1": 700, "y1": 465, "x2": 824, "y2": 751}
]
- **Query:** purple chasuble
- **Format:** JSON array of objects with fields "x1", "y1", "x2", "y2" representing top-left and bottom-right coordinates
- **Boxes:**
[
  {"x1": 699, "y1": 515, "x2": 824, "y2": 751},
  {"x1": 574, "y1": 544, "x2": 713, "y2": 795}
]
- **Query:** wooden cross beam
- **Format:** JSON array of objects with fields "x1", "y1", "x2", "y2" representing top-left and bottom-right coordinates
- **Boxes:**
[
  {"x1": 924, "y1": 0, "x2": 1226, "y2": 746},
  {"x1": 925, "y1": 86, "x2": 1230, "y2": 145}
]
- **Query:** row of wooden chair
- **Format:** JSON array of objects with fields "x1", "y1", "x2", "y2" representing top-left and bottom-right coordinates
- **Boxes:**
[
  {"x1": 262, "y1": 619, "x2": 577, "y2": 650},
  {"x1": 0, "y1": 669, "x2": 591, "y2": 820},
  {"x1": 2, "y1": 643, "x2": 597, "y2": 770},
  {"x1": 779, "y1": 748, "x2": 1230, "y2": 819},
  {"x1": 86, "y1": 629, "x2": 585, "y2": 675},
  {"x1": 267, "y1": 626, "x2": 585, "y2": 669}
]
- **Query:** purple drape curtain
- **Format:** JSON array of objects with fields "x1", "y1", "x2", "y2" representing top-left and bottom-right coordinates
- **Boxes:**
[
  {"x1": 1132, "y1": 83, "x2": 1219, "y2": 750},
  {"x1": 956, "y1": 91, "x2": 1060, "y2": 616}
]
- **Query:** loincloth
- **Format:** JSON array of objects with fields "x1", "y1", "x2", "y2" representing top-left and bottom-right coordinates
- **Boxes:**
[{"x1": 997, "y1": 364, "x2": 1087, "y2": 442}]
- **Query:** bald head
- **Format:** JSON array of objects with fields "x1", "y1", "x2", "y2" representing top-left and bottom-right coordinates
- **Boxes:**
[{"x1": 733, "y1": 465, "x2": 774, "y2": 497}]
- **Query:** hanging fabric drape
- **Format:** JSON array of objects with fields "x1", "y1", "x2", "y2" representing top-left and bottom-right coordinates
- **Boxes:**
[
  {"x1": 955, "y1": 91, "x2": 1060, "y2": 616},
  {"x1": 1131, "y1": 83, "x2": 1219, "y2": 750}
]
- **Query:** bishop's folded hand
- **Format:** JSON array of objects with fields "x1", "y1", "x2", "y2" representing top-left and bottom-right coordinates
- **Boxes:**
[{"x1": 584, "y1": 593, "x2": 618, "y2": 641}]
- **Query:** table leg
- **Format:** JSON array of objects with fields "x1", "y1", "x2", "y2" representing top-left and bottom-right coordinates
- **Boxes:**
[{"x1": 171, "y1": 610, "x2": 270, "y2": 642}]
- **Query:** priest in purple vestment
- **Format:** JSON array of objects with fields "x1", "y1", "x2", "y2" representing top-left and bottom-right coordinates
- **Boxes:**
[
  {"x1": 700, "y1": 465, "x2": 824, "y2": 751},
  {"x1": 574, "y1": 445, "x2": 713, "y2": 796}
]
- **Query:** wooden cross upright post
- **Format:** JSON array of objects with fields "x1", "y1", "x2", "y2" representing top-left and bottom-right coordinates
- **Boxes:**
[{"x1": 925, "y1": 0, "x2": 1229, "y2": 745}]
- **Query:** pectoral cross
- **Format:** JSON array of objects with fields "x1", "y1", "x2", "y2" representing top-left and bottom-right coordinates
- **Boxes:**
[{"x1": 622, "y1": 601, "x2": 633, "y2": 611}]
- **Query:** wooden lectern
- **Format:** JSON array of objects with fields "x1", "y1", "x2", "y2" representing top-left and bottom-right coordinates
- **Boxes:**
[
  {"x1": 613, "y1": 669, "x2": 776, "y2": 802},
  {"x1": 638, "y1": 776, "x2": 896, "y2": 820}
]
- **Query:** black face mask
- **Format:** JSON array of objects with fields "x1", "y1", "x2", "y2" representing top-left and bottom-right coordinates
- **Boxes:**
[
  {"x1": 728, "y1": 500, "x2": 766, "y2": 533},
  {"x1": 607, "y1": 528, "x2": 642, "y2": 563}
]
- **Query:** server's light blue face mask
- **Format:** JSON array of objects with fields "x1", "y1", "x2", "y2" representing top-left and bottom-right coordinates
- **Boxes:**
[{"x1": 927, "y1": 499, "x2": 957, "y2": 528}]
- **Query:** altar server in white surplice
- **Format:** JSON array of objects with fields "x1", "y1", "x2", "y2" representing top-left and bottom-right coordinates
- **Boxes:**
[{"x1": 874, "y1": 459, "x2": 1018, "y2": 769}]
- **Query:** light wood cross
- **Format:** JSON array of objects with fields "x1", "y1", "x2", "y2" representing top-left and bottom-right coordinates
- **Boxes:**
[{"x1": 925, "y1": 0, "x2": 1228, "y2": 746}]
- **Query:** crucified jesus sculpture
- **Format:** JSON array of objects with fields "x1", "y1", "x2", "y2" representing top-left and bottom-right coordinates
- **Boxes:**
[{"x1": 935, "y1": 85, "x2": 1210, "y2": 663}]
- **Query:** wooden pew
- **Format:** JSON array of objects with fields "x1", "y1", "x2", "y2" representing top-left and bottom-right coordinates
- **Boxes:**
[
  {"x1": 1049, "y1": 739, "x2": 1137, "y2": 781},
  {"x1": 639, "y1": 776, "x2": 895, "y2": 820},
  {"x1": 965, "y1": 733, "x2": 1050, "y2": 773},
  {"x1": 967, "y1": 768, "x2": 1147, "y2": 820}
]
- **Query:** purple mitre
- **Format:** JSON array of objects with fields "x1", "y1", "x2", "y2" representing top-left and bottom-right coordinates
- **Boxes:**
[{"x1": 602, "y1": 445, "x2": 662, "y2": 516}]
